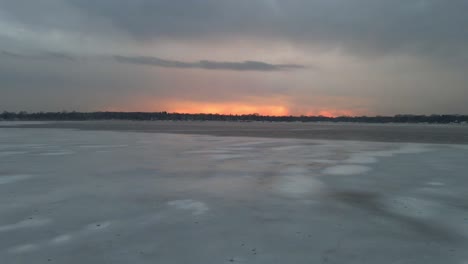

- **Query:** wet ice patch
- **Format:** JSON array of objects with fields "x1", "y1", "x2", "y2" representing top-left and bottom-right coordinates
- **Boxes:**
[
  {"x1": 0, "y1": 218, "x2": 51, "y2": 232},
  {"x1": 0, "y1": 174, "x2": 33, "y2": 185},
  {"x1": 8, "y1": 244, "x2": 39, "y2": 254},
  {"x1": 322, "y1": 165, "x2": 371, "y2": 175},
  {"x1": 167, "y1": 200, "x2": 209, "y2": 215}
]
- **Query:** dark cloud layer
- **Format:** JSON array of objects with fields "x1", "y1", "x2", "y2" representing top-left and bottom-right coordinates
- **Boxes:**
[
  {"x1": 2, "y1": 0, "x2": 467, "y2": 58},
  {"x1": 114, "y1": 55, "x2": 305, "y2": 72}
]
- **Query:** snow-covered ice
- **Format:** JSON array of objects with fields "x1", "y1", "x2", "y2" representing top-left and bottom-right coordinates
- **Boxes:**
[{"x1": 0, "y1": 127, "x2": 467, "y2": 264}]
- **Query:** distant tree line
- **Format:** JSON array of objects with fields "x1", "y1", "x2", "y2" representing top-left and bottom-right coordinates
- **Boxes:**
[{"x1": 1, "y1": 111, "x2": 468, "y2": 124}]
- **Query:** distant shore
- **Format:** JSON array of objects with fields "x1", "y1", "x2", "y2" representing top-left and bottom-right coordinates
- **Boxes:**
[
  {"x1": 1, "y1": 111, "x2": 468, "y2": 124},
  {"x1": 2, "y1": 120, "x2": 468, "y2": 144}
]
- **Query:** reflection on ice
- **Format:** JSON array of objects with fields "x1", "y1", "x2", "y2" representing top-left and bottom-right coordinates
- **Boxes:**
[{"x1": 0, "y1": 127, "x2": 467, "y2": 263}]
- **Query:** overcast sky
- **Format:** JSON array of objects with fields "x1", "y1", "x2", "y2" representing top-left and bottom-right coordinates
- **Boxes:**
[{"x1": 1, "y1": 0, "x2": 467, "y2": 116}]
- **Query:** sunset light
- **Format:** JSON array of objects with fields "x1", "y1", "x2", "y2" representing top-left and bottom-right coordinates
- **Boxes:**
[{"x1": 164, "y1": 101, "x2": 289, "y2": 116}]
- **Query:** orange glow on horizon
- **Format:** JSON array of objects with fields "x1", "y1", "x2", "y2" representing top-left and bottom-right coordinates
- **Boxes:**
[
  {"x1": 165, "y1": 101, "x2": 290, "y2": 116},
  {"x1": 106, "y1": 99, "x2": 364, "y2": 117},
  {"x1": 307, "y1": 110, "x2": 357, "y2": 118}
]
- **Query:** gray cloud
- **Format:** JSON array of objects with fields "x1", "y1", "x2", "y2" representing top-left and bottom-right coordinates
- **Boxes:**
[
  {"x1": 2, "y1": 0, "x2": 468, "y2": 58},
  {"x1": 1, "y1": 50, "x2": 75, "y2": 61},
  {"x1": 114, "y1": 55, "x2": 305, "y2": 72},
  {"x1": 64, "y1": 0, "x2": 468, "y2": 58}
]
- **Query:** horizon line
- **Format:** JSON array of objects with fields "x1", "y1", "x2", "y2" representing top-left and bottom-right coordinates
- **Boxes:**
[{"x1": 2, "y1": 111, "x2": 468, "y2": 119}]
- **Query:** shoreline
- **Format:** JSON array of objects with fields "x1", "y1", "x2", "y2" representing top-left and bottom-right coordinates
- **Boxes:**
[{"x1": 2, "y1": 120, "x2": 468, "y2": 144}]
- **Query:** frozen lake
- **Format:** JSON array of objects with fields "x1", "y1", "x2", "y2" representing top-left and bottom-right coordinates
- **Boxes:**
[{"x1": 1, "y1": 126, "x2": 467, "y2": 263}]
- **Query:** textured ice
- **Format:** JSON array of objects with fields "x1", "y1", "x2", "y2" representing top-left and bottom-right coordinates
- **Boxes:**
[
  {"x1": 167, "y1": 200, "x2": 209, "y2": 215},
  {"x1": 274, "y1": 167, "x2": 324, "y2": 197},
  {"x1": 84, "y1": 221, "x2": 112, "y2": 231},
  {"x1": 322, "y1": 165, "x2": 372, "y2": 175},
  {"x1": 50, "y1": 234, "x2": 72, "y2": 244},
  {"x1": 427, "y1": 181, "x2": 445, "y2": 186},
  {"x1": 38, "y1": 151, "x2": 74, "y2": 156},
  {"x1": 8, "y1": 244, "x2": 39, "y2": 254},
  {"x1": 0, "y1": 174, "x2": 33, "y2": 185},
  {"x1": 0, "y1": 218, "x2": 51, "y2": 232},
  {"x1": 344, "y1": 154, "x2": 378, "y2": 164},
  {"x1": 0, "y1": 127, "x2": 467, "y2": 264},
  {"x1": 0, "y1": 151, "x2": 28, "y2": 156},
  {"x1": 384, "y1": 196, "x2": 440, "y2": 219}
]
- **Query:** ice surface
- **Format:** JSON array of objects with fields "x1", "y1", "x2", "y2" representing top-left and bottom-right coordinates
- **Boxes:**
[
  {"x1": 322, "y1": 165, "x2": 372, "y2": 175},
  {"x1": 343, "y1": 154, "x2": 379, "y2": 164},
  {"x1": 0, "y1": 174, "x2": 33, "y2": 185},
  {"x1": 0, "y1": 218, "x2": 51, "y2": 232},
  {"x1": 0, "y1": 127, "x2": 467, "y2": 264}
]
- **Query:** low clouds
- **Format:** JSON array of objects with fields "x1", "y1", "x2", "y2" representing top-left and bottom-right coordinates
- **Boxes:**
[
  {"x1": 1, "y1": 51, "x2": 75, "y2": 61},
  {"x1": 114, "y1": 55, "x2": 305, "y2": 72},
  {"x1": 1, "y1": 51, "x2": 305, "y2": 72}
]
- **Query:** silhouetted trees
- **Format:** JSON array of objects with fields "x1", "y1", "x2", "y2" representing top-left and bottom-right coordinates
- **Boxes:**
[{"x1": 1, "y1": 111, "x2": 467, "y2": 124}]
